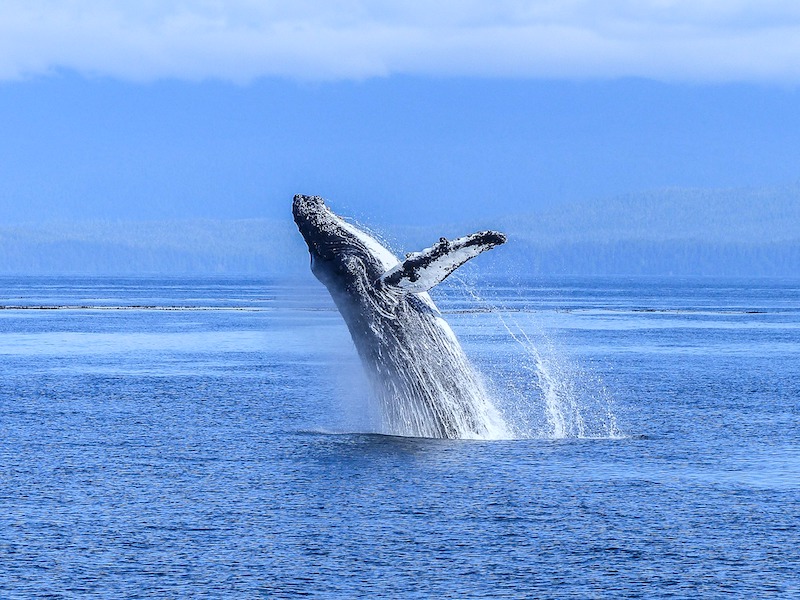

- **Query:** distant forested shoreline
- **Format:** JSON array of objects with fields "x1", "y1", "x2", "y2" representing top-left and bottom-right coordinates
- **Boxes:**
[{"x1": 2, "y1": 185, "x2": 798, "y2": 277}]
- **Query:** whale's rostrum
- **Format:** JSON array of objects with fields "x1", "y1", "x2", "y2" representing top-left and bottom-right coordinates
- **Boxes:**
[{"x1": 293, "y1": 194, "x2": 509, "y2": 439}]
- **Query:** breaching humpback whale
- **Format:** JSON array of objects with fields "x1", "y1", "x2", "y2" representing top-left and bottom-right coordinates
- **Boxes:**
[{"x1": 293, "y1": 194, "x2": 508, "y2": 439}]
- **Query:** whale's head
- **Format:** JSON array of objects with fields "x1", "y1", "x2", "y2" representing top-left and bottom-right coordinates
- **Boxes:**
[{"x1": 293, "y1": 194, "x2": 397, "y2": 290}]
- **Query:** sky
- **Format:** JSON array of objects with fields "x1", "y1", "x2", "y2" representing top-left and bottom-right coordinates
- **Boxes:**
[{"x1": 1, "y1": 1, "x2": 800, "y2": 226}]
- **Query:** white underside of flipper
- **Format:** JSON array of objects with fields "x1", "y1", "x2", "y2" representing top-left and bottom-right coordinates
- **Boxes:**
[{"x1": 380, "y1": 231, "x2": 506, "y2": 294}]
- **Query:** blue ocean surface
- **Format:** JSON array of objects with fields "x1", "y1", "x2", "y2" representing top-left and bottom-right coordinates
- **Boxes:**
[{"x1": 1, "y1": 275, "x2": 798, "y2": 598}]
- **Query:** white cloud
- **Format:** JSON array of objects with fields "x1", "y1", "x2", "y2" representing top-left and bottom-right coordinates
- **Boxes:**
[{"x1": 2, "y1": 1, "x2": 800, "y2": 82}]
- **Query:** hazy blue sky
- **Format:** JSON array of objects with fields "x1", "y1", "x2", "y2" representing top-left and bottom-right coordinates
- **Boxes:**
[{"x1": 2, "y1": 1, "x2": 800, "y2": 225}]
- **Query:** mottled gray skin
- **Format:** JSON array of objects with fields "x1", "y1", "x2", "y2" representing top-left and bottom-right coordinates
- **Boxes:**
[{"x1": 292, "y1": 194, "x2": 503, "y2": 438}]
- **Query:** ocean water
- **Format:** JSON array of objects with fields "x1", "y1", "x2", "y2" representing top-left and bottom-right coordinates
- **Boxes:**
[{"x1": 1, "y1": 275, "x2": 798, "y2": 598}]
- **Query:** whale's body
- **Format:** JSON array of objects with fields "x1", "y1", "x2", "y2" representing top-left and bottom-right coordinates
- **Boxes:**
[{"x1": 293, "y1": 194, "x2": 508, "y2": 439}]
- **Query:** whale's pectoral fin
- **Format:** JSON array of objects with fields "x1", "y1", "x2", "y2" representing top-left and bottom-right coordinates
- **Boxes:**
[{"x1": 380, "y1": 230, "x2": 506, "y2": 293}]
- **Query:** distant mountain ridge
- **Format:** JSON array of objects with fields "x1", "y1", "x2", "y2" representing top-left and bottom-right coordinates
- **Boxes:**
[
  {"x1": 0, "y1": 219, "x2": 306, "y2": 275},
  {"x1": 1, "y1": 185, "x2": 798, "y2": 277},
  {"x1": 500, "y1": 185, "x2": 800, "y2": 244},
  {"x1": 393, "y1": 185, "x2": 800, "y2": 277}
]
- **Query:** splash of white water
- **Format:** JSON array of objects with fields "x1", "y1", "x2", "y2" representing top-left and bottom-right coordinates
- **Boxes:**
[
  {"x1": 458, "y1": 281, "x2": 622, "y2": 440},
  {"x1": 498, "y1": 315, "x2": 621, "y2": 439}
]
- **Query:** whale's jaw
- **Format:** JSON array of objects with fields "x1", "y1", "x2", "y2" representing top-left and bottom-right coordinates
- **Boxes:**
[{"x1": 292, "y1": 195, "x2": 339, "y2": 263}]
